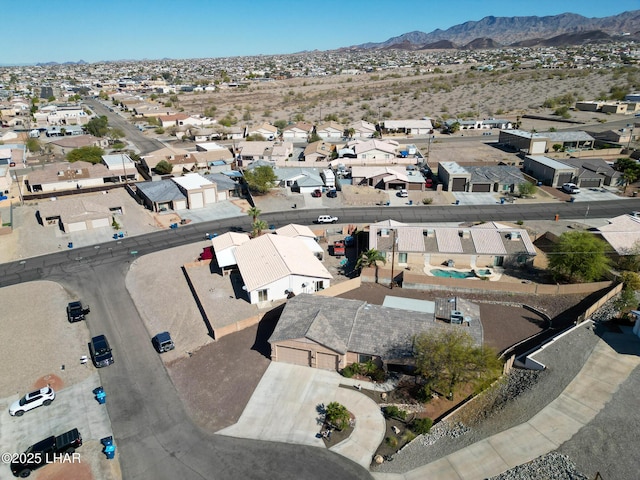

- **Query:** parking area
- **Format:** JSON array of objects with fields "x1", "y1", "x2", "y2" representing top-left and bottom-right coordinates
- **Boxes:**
[{"x1": 0, "y1": 281, "x2": 120, "y2": 480}]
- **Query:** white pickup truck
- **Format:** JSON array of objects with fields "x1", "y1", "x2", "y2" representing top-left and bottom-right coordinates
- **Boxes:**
[{"x1": 316, "y1": 215, "x2": 338, "y2": 224}]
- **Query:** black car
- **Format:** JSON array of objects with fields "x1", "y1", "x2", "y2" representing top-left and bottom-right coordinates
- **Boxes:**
[
  {"x1": 89, "y1": 335, "x2": 114, "y2": 368},
  {"x1": 11, "y1": 428, "x2": 82, "y2": 477},
  {"x1": 326, "y1": 189, "x2": 337, "y2": 198},
  {"x1": 67, "y1": 301, "x2": 90, "y2": 323},
  {"x1": 152, "y1": 331, "x2": 175, "y2": 353}
]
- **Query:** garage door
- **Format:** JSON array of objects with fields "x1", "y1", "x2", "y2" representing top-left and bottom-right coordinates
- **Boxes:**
[
  {"x1": 67, "y1": 221, "x2": 87, "y2": 232},
  {"x1": 471, "y1": 183, "x2": 491, "y2": 192},
  {"x1": 91, "y1": 218, "x2": 110, "y2": 229},
  {"x1": 579, "y1": 179, "x2": 601, "y2": 188},
  {"x1": 277, "y1": 346, "x2": 311, "y2": 367},
  {"x1": 316, "y1": 352, "x2": 338, "y2": 370},
  {"x1": 190, "y1": 192, "x2": 204, "y2": 209},
  {"x1": 451, "y1": 178, "x2": 467, "y2": 191}
]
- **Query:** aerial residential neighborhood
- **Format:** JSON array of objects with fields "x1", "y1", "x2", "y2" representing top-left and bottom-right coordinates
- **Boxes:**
[{"x1": 0, "y1": 3, "x2": 640, "y2": 480}]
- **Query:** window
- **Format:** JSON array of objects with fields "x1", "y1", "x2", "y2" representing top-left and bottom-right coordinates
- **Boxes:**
[
  {"x1": 314, "y1": 281, "x2": 324, "y2": 291},
  {"x1": 398, "y1": 253, "x2": 408, "y2": 264},
  {"x1": 358, "y1": 354, "x2": 373, "y2": 363},
  {"x1": 257, "y1": 289, "x2": 268, "y2": 302}
]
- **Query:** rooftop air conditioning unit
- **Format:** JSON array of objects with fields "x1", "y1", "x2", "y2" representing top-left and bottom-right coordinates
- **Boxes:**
[
  {"x1": 460, "y1": 229, "x2": 471, "y2": 239},
  {"x1": 450, "y1": 310, "x2": 464, "y2": 325},
  {"x1": 509, "y1": 231, "x2": 521, "y2": 240}
]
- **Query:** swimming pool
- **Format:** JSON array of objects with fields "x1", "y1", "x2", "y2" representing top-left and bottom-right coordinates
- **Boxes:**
[{"x1": 430, "y1": 268, "x2": 492, "y2": 278}]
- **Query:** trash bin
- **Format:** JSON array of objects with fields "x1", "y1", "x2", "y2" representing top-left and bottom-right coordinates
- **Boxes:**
[
  {"x1": 113, "y1": 234, "x2": 118, "y2": 240},
  {"x1": 455, "y1": 200, "x2": 460, "y2": 205},
  {"x1": 569, "y1": 197, "x2": 575, "y2": 203},
  {"x1": 93, "y1": 386, "x2": 106, "y2": 405},
  {"x1": 67, "y1": 242, "x2": 73, "y2": 248},
  {"x1": 408, "y1": 200, "x2": 413, "y2": 205},
  {"x1": 104, "y1": 444, "x2": 115, "y2": 459},
  {"x1": 500, "y1": 198, "x2": 505, "y2": 204},
  {"x1": 100, "y1": 436, "x2": 113, "y2": 447}
]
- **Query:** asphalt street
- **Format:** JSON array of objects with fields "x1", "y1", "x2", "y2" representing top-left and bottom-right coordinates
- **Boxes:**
[{"x1": 1, "y1": 199, "x2": 639, "y2": 479}]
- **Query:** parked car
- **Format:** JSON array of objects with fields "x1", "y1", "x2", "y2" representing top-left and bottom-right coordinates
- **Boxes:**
[
  {"x1": 89, "y1": 335, "x2": 114, "y2": 368},
  {"x1": 9, "y1": 387, "x2": 55, "y2": 417},
  {"x1": 562, "y1": 183, "x2": 580, "y2": 194},
  {"x1": 66, "y1": 301, "x2": 90, "y2": 323},
  {"x1": 326, "y1": 189, "x2": 337, "y2": 198},
  {"x1": 152, "y1": 331, "x2": 175, "y2": 353},
  {"x1": 311, "y1": 189, "x2": 322, "y2": 198},
  {"x1": 11, "y1": 428, "x2": 82, "y2": 478},
  {"x1": 397, "y1": 189, "x2": 409, "y2": 198},
  {"x1": 425, "y1": 178, "x2": 434, "y2": 188},
  {"x1": 316, "y1": 215, "x2": 338, "y2": 224}
]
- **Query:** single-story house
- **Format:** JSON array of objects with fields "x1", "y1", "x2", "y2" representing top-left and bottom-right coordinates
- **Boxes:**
[
  {"x1": 272, "y1": 167, "x2": 324, "y2": 193},
  {"x1": 584, "y1": 128, "x2": 635, "y2": 146},
  {"x1": 47, "y1": 134, "x2": 109, "y2": 156},
  {"x1": 234, "y1": 234, "x2": 332, "y2": 304},
  {"x1": 345, "y1": 139, "x2": 399, "y2": 162},
  {"x1": 558, "y1": 158, "x2": 622, "y2": 187},
  {"x1": 315, "y1": 121, "x2": 344, "y2": 139},
  {"x1": 498, "y1": 130, "x2": 548, "y2": 155},
  {"x1": 522, "y1": 155, "x2": 576, "y2": 187},
  {"x1": 45, "y1": 125, "x2": 84, "y2": 137},
  {"x1": 368, "y1": 219, "x2": 536, "y2": 270},
  {"x1": 275, "y1": 224, "x2": 323, "y2": 260},
  {"x1": 135, "y1": 180, "x2": 187, "y2": 212},
  {"x1": 350, "y1": 166, "x2": 425, "y2": 191},
  {"x1": 172, "y1": 173, "x2": 217, "y2": 209},
  {"x1": 303, "y1": 141, "x2": 334, "y2": 162},
  {"x1": 247, "y1": 123, "x2": 278, "y2": 140},
  {"x1": 348, "y1": 120, "x2": 377, "y2": 138},
  {"x1": 282, "y1": 122, "x2": 313, "y2": 140},
  {"x1": 202, "y1": 172, "x2": 240, "y2": 200},
  {"x1": 37, "y1": 194, "x2": 124, "y2": 232},
  {"x1": 382, "y1": 119, "x2": 433, "y2": 136},
  {"x1": 268, "y1": 294, "x2": 482, "y2": 370},
  {"x1": 158, "y1": 113, "x2": 190, "y2": 128},
  {"x1": 438, "y1": 162, "x2": 525, "y2": 193},
  {"x1": 25, "y1": 161, "x2": 120, "y2": 193},
  {"x1": 542, "y1": 131, "x2": 594, "y2": 152},
  {"x1": 235, "y1": 140, "x2": 275, "y2": 164},
  {"x1": 596, "y1": 214, "x2": 640, "y2": 257},
  {"x1": 140, "y1": 146, "x2": 191, "y2": 175},
  {"x1": 101, "y1": 154, "x2": 139, "y2": 183}
]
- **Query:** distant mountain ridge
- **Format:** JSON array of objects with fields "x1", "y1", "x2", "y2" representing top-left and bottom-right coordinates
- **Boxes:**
[{"x1": 354, "y1": 10, "x2": 640, "y2": 50}]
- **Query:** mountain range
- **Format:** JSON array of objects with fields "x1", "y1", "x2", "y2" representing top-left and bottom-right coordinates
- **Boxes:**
[{"x1": 352, "y1": 10, "x2": 640, "y2": 50}]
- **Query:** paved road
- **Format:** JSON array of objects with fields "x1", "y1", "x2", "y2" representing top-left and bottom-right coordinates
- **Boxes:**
[{"x1": 85, "y1": 98, "x2": 165, "y2": 155}]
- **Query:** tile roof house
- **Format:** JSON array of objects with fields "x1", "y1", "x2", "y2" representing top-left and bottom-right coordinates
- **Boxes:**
[
  {"x1": 346, "y1": 139, "x2": 399, "y2": 162},
  {"x1": 48, "y1": 134, "x2": 109, "y2": 156},
  {"x1": 158, "y1": 113, "x2": 190, "y2": 128},
  {"x1": 275, "y1": 224, "x2": 323, "y2": 259},
  {"x1": 140, "y1": 146, "x2": 191, "y2": 175},
  {"x1": 315, "y1": 121, "x2": 344, "y2": 139},
  {"x1": 247, "y1": 122, "x2": 278, "y2": 140},
  {"x1": 303, "y1": 141, "x2": 334, "y2": 162},
  {"x1": 382, "y1": 119, "x2": 433, "y2": 135},
  {"x1": 350, "y1": 166, "x2": 425, "y2": 191},
  {"x1": 368, "y1": 220, "x2": 537, "y2": 270},
  {"x1": 348, "y1": 120, "x2": 377, "y2": 138},
  {"x1": 37, "y1": 194, "x2": 125, "y2": 232},
  {"x1": 282, "y1": 122, "x2": 313, "y2": 140},
  {"x1": 234, "y1": 234, "x2": 332, "y2": 304},
  {"x1": 268, "y1": 294, "x2": 482, "y2": 370}
]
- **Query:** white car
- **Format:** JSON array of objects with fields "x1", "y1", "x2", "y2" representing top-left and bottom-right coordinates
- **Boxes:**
[
  {"x1": 562, "y1": 183, "x2": 580, "y2": 194},
  {"x1": 316, "y1": 215, "x2": 338, "y2": 224},
  {"x1": 397, "y1": 189, "x2": 409, "y2": 198},
  {"x1": 9, "y1": 387, "x2": 55, "y2": 416}
]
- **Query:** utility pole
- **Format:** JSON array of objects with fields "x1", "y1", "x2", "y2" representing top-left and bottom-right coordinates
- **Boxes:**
[{"x1": 390, "y1": 229, "x2": 396, "y2": 289}]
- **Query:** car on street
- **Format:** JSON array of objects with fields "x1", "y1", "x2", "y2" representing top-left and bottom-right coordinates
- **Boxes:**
[
  {"x1": 66, "y1": 301, "x2": 90, "y2": 323},
  {"x1": 9, "y1": 387, "x2": 55, "y2": 417},
  {"x1": 316, "y1": 215, "x2": 338, "y2": 224},
  {"x1": 311, "y1": 189, "x2": 322, "y2": 197},
  {"x1": 152, "y1": 331, "x2": 175, "y2": 353},
  {"x1": 89, "y1": 334, "x2": 114, "y2": 368},
  {"x1": 562, "y1": 183, "x2": 580, "y2": 194}
]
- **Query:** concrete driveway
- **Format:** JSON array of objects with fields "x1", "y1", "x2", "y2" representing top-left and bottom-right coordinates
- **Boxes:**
[{"x1": 217, "y1": 362, "x2": 386, "y2": 469}]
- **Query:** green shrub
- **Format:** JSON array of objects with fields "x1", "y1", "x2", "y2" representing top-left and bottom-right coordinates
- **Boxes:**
[
  {"x1": 411, "y1": 417, "x2": 433, "y2": 435},
  {"x1": 401, "y1": 431, "x2": 416, "y2": 443},
  {"x1": 422, "y1": 198, "x2": 433, "y2": 205},
  {"x1": 385, "y1": 436, "x2": 398, "y2": 448},
  {"x1": 383, "y1": 406, "x2": 407, "y2": 421},
  {"x1": 341, "y1": 363, "x2": 361, "y2": 378}
]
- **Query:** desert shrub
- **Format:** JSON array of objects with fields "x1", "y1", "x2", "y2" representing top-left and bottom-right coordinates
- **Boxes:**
[
  {"x1": 382, "y1": 406, "x2": 407, "y2": 421},
  {"x1": 401, "y1": 431, "x2": 416, "y2": 443},
  {"x1": 411, "y1": 417, "x2": 433, "y2": 435},
  {"x1": 385, "y1": 436, "x2": 399, "y2": 448},
  {"x1": 422, "y1": 198, "x2": 433, "y2": 205}
]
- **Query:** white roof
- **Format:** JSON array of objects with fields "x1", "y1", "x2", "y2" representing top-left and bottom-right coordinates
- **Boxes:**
[
  {"x1": 196, "y1": 142, "x2": 227, "y2": 151},
  {"x1": 102, "y1": 154, "x2": 135, "y2": 169},
  {"x1": 384, "y1": 119, "x2": 433, "y2": 129},
  {"x1": 235, "y1": 235, "x2": 332, "y2": 291},
  {"x1": 597, "y1": 214, "x2": 640, "y2": 254},
  {"x1": 211, "y1": 232, "x2": 250, "y2": 252},
  {"x1": 172, "y1": 173, "x2": 212, "y2": 190},
  {"x1": 275, "y1": 224, "x2": 316, "y2": 239}
]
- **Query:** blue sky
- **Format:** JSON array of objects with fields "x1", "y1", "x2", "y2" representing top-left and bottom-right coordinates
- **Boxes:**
[{"x1": 4, "y1": 0, "x2": 638, "y2": 65}]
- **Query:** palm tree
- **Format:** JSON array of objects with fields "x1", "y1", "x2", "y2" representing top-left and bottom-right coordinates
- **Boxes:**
[
  {"x1": 356, "y1": 249, "x2": 386, "y2": 283},
  {"x1": 252, "y1": 220, "x2": 268, "y2": 237},
  {"x1": 247, "y1": 206, "x2": 262, "y2": 222}
]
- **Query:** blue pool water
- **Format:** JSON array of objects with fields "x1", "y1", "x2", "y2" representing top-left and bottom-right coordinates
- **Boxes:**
[
  {"x1": 430, "y1": 268, "x2": 492, "y2": 278},
  {"x1": 431, "y1": 269, "x2": 475, "y2": 278}
]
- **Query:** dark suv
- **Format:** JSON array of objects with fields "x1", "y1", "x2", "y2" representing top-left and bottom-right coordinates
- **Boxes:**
[
  {"x1": 11, "y1": 428, "x2": 82, "y2": 477},
  {"x1": 67, "y1": 301, "x2": 90, "y2": 322},
  {"x1": 89, "y1": 335, "x2": 114, "y2": 368}
]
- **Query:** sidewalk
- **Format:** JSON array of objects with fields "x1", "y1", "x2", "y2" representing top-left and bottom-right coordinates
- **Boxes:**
[{"x1": 372, "y1": 327, "x2": 640, "y2": 480}]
